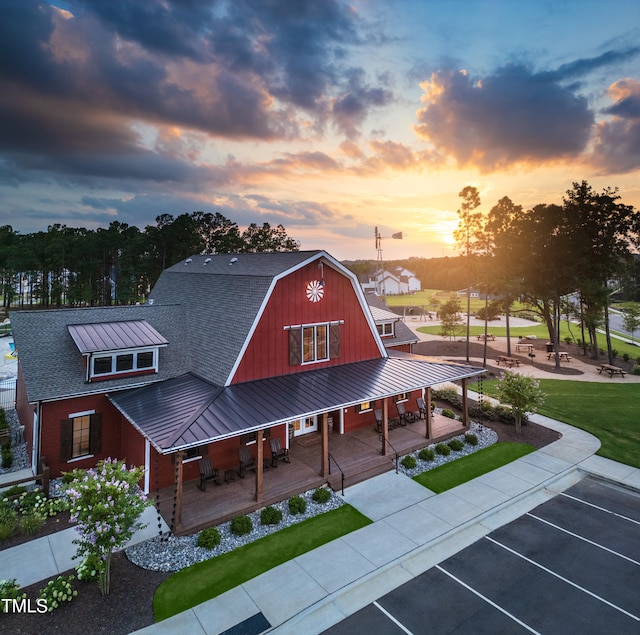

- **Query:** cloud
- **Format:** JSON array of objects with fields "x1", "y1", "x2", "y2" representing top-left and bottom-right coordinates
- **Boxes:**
[
  {"x1": 591, "y1": 79, "x2": 640, "y2": 173},
  {"x1": 414, "y1": 65, "x2": 595, "y2": 171}
]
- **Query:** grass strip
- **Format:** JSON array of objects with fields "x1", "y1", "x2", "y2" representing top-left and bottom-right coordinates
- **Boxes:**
[
  {"x1": 153, "y1": 504, "x2": 371, "y2": 621},
  {"x1": 481, "y1": 380, "x2": 640, "y2": 469},
  {"x1": 413, "y1": 442, "x2": 535, "y2": 493}
]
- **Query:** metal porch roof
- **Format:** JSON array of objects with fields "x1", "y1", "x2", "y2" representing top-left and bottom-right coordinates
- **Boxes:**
[{"x1": 109, "y1": 355, "x2": 483, "y2": 454}]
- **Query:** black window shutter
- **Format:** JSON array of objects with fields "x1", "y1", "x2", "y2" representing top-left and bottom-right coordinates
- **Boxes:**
[
  {"x1": 89, "y1": 413, "x2": 102, "y2": 455},
  {"x1": 329, "y1": 323, "x2": 341, "y2": 359},
  {"x1": 289, "y1": 328, "x2": 302, "y2": 365},
  {"x1": 60, "y1": 419, "x2": 73, "y2": 462}
]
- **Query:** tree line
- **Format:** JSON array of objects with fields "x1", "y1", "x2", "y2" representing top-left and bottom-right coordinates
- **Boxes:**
[
  {"x1": 454, "y1": 180, "x2": 640, "y2": 365},
  {"x1": 0, "y1": 212, "x2": 299, "y2": 308}
]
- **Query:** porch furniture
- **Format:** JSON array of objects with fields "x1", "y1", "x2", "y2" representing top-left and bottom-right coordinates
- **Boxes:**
[
  {"x1": 238, "y1": 446, "x2": 257, "y2": 478},
  {"x1": 496, "y1": 356, "x2": 520, "y2": 367},
  {"x1": 374, "y1": 408, "x2": 384, "y2": 433},
  {"x1": 547, "y1": 351, "x2": 572, "y2": 361},
  {"x1": 396, "y1": 402, "x2": 414, "y2": 424},
  {"x1": 224, "y1": 468, "x2": 236, "y2": 484},
  {"x1": 416, "y1": 397, "x2": 427, "y2": 420},
  {"x1": 270, "y1": 437, "x2": 290, "y2": 467},
  {"x1": 197, "y1": 457, "x2": 220, "y2": 491},
  {"x1": 598, "y1": 364, "x2": 626, "y2": 378}
]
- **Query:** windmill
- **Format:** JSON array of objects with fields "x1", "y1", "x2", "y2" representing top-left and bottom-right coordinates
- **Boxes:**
[{"x1": 374, "y1": 227, "x2": 403, "y2": 296}]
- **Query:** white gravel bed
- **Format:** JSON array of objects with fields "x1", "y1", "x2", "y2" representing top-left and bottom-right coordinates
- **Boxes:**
[{"x1": 125, "y1": 487, "x2": 345, "y2": 572}]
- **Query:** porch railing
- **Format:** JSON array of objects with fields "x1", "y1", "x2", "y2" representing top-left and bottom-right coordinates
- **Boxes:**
[
  {"x1": 378, "y1": 435, "x2": 399, "y2": 473},
  {"x1": 327, "y1": 452, "x2": 345, "y2": 496}
]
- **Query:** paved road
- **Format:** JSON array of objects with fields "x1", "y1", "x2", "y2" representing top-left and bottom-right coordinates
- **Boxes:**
[{"x1": 323, "y1": 477, "x2": 640, "y2": 635}]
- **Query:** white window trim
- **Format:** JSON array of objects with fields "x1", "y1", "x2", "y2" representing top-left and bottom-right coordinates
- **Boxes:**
[
  {"x1": 67, "y1": 454, "x2": 94, "y2": 464},
  {"x1": 90, "y1": 347, "x2": 159, "y2": 379},
  {"x1": 301, "y1": 323, "x2": 330, "y2": 365},
  {"x1": 68, "y1": 409, "x2": 95, "y2": 419}
]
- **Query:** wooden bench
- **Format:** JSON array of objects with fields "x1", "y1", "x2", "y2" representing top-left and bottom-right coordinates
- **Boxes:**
[{"x1": 598, "y1": 364, "x2": 625, "y2": 378}]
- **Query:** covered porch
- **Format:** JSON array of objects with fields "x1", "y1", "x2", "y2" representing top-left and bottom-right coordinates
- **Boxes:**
[{"x1": 156, "y1": 409, "x2": 466, "y2": 535}]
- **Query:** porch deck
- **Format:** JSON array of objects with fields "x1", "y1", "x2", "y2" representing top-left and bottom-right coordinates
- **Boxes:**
[{"x1": 156, "y1": 414, "x2": 465, "y2": 535}]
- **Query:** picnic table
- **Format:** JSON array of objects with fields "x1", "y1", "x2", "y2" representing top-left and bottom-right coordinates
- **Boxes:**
[
  {"x1": 515, "y1": 342, "x2": 534, "y2": 352},
  {"x1": 547, "y1": 351, "x2": 572, "y2": 361},
  {"x1": 496, "y1": 356, "x2": 520, "y2": 367},
  {"x1": 598, "y1": 364, "x2": 626, "y2": 378},
  {"x1": 477, "y1": 334, "x2": 496, "y2": 341}
]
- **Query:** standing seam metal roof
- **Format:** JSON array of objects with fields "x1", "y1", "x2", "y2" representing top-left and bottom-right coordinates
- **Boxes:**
[{"x1": 109, "y1": 356, "x2": 484, "y2": 453}]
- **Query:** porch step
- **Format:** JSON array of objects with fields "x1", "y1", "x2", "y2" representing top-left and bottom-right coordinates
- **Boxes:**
[{"x1": 327, "y1": 456, "x2": 396, "y2": 491}]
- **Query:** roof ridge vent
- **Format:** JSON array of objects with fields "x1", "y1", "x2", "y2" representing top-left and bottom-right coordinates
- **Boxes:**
[
  {"x1": 185, "y1": 258, "x2": 192, "y2": 265},
  {"x1": 204, "y1": 258, "x2": 211, "y2": 265}
]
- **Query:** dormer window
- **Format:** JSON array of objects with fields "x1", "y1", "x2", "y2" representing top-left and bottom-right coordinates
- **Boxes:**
[
  {"x1": 376, "y1": 321, "x2": 395, "y2": 337},
  {"x1": 68, "y1": 320, "x2": 168, "y2": 383}
]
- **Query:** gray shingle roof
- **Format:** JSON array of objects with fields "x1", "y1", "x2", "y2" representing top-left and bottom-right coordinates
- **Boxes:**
[
  {"x1": 10, "y1": 305, "x2": 187, "y2": 402},
  {"x1": 109, "y1": 356, "x2": 484, "y2": 453}
]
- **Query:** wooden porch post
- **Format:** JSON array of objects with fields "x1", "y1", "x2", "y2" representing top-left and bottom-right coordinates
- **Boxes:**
[
  {"x1": 461, "y1": 378, "x2": 469, "y2": 429},
  {"x1": 382, "y1": 398, "x2": 389, "y2": 455},
  {"x1": 175, "y1": 450, "x2": 184, "y2": 534},
  {"x1": 321, "y1": 413, "x2": 329, "y2": 477},
  {"x1": 255, "y1": 431, "x2": 264, "y2": 502},
  {"x1": 425, "y1": 387, "x2": 433, "y2": 439}
]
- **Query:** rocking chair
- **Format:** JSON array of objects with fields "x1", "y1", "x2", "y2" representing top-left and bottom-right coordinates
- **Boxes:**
[
  {"x1": 270, "y1": 437, "x2": 290, "y2": 467},
  {"x1": 197, "y1": 456, "x2": 220, "y2": 491},
  {"x1": 238, "y1": 446, "x2": 257, "y2": 478}
]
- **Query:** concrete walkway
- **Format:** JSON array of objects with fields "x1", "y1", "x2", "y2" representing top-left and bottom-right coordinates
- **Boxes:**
[{"x1": 130, "y1": 416, "x2": 640, "y2": 635}]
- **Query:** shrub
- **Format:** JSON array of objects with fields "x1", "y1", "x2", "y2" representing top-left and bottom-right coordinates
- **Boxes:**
[
  {"x1": 0, "y1": 579, "x2": 26, "y2": 612},
  {"x1": 441, "y1": 408, "x2": 456, "y2": 419},
  {"x1": 312, "y1": 487, "x2": 331, "y2": 504},
  {"x1": 435, "y1": 443, "x2": 451, "y2": 456},
  {"x1": 564, "y1": 336, "x2": 573, "y2": 344},
  {"x1": 623, "y1": 353, "x2": 630, "y2": 362},
  {"x1": 20, "y1": 510, "x2": 46, "y2": 535},
  {"x1": 432, "y1": 388, "x2": 462, "y2": 409},
  {"x1": 38, "y1": 575, "x2": 77, "y2": 612},
  {"x1": 464, "y1": 433, "x2": 478, "y2": 446},
  {"x1": 633, "y1": 366, "x2": 640, "y2": 376},
  {"x1": 1, "y1": 447, "x2": 12, "y2": 468},
  {"x1": 400, "y1": 455, "x2": 417, "y2": 469},
  {"x1": 260, "y1": 506, "x2": 283, "y2": 526},
  {"x1": 230, "y1": 515, "x2": 252, "y2": 536},
  {"x1": 1, "y1": 485, "x2": 27, "y2": 500},
  {"x1": 447, "y1": 438, "x2": 464, "y2": 452},
  {"x1": 61, "y1": 468, "x2": 86, "y2": 485},
  {"x1": 0, "y1": 519, "x2": 17, "y2": 542},
  {"x1": 76, "y1": 552, "x2": 105, "y2": 581},
  {"x1": 418, "y1": 448, "x2": 435, "y2": 462},
  {"x1": 288, "y1": 496, "x2": 307, "y2": 515},
  {"x1": 197, "y1": 526, "x2": 222, "y2": 549}
]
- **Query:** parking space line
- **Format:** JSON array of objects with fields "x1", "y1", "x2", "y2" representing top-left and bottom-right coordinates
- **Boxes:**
[
  {"x1": 560, "y1": 492, "x2": 640, "y2": 526},
  {"x1": 435, "y1": 565, "x2": 541, "y2": 634},
  {"x1": 486, "y1": 537, "x2": 640, "y2": 622},
  {"x1": 372, "y1": 601, "x2": 413, "y2": 635},
  {"x1": 527, "y1": 512, "x2": 640, "y2": 566}
]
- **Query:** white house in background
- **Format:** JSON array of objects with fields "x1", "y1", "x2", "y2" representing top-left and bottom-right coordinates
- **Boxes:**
[{"x1": 359, "y1": 267, "x2": 421, "y2": 295}]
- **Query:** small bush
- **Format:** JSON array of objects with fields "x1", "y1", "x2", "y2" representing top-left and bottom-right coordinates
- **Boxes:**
[
  {"x1": 447, "y1": 438, "x2": 464, "y2": 452},
  {"x1": 260, "y1": 506, "x2": 283, "y2": 526},
  {"x1": 288, "y1": 496, "x2": 307, "y2": 515},
  {"x1": 564, "y1": 336, "x2": 573, "y2": 344},
  {"x1": 435, "y1": 443, "x2": 451, "y2": 456},
  {"x1": 312, "y1": 487, "x2": 331, "y2": 504},
  {"x1": 76, "y1": 552, "x2": 105, "y2": 581},
  {"x1": 197, "y1": 526, "x2": 222, "y2": 549},
  {"x1": 623, "y1": 353, "x2": 630, "y2": 362},
  {"x1": 20, "y1": 510, "x2": 46, "y2": 535},
  {"x1": 440, "y1": 408, "x2": 456, "y2": 419},
  {"x1": 230, "y1": 515, "x2": 252, "y2": 536},
  {"x1": 633, "y1": 366, "x2": 640, "y2": 376},
  {"x1": 38, "y1": 575, "x2": 77, "y2": 612},
  {"x1": 418, "y1": 448, "x2": 435, "y2": 462},
  {"x1": 1, "y1": 485, "x2": 27, "y2": 500},
  {"x1": 401, "y1": 455, "x2": 417, "y2": 469},
  {"x1": 0, "y1": 579, "x2": 26, "y2": 612},
  {"x1": 0, "y1": 519, "x2": 17, "y2": 542},
  {"x1": 464, "y1": 433, "x2": 478, "y2": 446},
  {"x1": 1, "y1": 447, "x2": 12, "y2": 468}
]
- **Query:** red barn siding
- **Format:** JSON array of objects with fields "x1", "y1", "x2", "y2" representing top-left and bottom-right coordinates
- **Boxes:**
[
  {"x1": 40, "y1": 395, "x2": 123, "y2": 478},
  {"x1": 233, "y1": 262, "x2": 381, "y2": 383},
  {"x1": 343, "y1": 391, "x2": 421, "y2": 433},
  {"x1": 120, "y1": 417, "x2": 146, "y2": 471}
]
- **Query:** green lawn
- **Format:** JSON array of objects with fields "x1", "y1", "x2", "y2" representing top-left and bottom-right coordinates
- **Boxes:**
[
  {"x1": 412, "y1": 443, "x2": 535, "y2": 493},
  {"x1": 481, "y1": 380, "x2": 640, "y2": 469},
  {"x1": 418, "y1": 322, "x2": 640, "y2": 360},
  {"x1": 153, "y1": 504, "x2": 371, "y2": 622}
]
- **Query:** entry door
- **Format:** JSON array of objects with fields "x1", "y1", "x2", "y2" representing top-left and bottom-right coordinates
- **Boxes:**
[{"x1": 292, "y1": 415, "x2": 318, "y2": 436}]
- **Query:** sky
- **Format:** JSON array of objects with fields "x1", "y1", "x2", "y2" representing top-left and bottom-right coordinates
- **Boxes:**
[{"x1": 1, "y1": 0, "x2": 640, "y2": 262}]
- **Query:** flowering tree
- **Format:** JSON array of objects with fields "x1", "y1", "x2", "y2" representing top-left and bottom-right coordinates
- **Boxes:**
[
  {"x1": 64, "y1": 458, "x2": 149, "y2": 595},
  {"x1": 495, "y1": 371, "x2": 545, "y2": 434}
]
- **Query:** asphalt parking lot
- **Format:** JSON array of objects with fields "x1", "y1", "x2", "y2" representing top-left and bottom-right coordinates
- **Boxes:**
[{"x1": 323, "y1": 477, "x2": 640, "y2": 634}]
